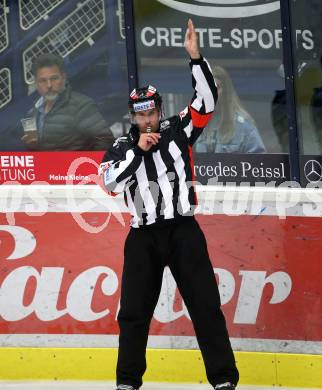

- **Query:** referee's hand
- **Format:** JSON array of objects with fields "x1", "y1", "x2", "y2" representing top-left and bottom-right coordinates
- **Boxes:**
[
  {"x1": 184, "y1": 19, "x2": 200, "y2": 60},
  {"x1": 138, "y1": 133, "x2": 161, "y2": 151}
]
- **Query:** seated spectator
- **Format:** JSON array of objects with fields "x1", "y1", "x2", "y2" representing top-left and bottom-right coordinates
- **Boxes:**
[
  {"x1": 271, "y1": 88, "x2": 288, "y2": 152},
  {"x1": 311, "y1": 86, "x2": 322, "y2": 150},
  {"x1": 272, "y1": 60, "x2": 322, "y2": 153},
  {"x1": 310, "y1": 57, "x2": 322, "y2": 152},
  {"x1": 195, "y1": 65, "x2": 265, "y2": 153},
  {"x1": 18, "y1": 53, "x2": 114, "y2": 151}
]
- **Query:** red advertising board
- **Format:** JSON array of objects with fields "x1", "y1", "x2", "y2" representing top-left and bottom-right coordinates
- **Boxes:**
[
  {"x1": 0, "y1": 212, "x2": 321, "y2": 341},
  {"x1": 0, "y1": 152, "x2": 104, "y2": 185}
]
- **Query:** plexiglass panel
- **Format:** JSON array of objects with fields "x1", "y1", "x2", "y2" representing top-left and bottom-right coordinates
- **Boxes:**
[{"x1": 134, "y1": 0, "x2": 291, "y2": 184}]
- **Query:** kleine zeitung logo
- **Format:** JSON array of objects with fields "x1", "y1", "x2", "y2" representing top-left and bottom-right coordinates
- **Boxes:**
[
  {"x1": 156, "y1": 0, "x2": 280, "y2": 18},
  {"x1": 0, "y1": 155, "x2": 34, "y2": 168},
  {"x1": 0, "y1": 155, "x2": 35, "y2": 181}
]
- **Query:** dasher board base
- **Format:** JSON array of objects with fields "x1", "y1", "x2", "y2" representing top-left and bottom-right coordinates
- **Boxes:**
[
  {"x1": 0, "y1": 383, "x2": 319, "y2": 390},
  {"x1": 0, "y1": 348, "x2": 321, "y2": 388}
]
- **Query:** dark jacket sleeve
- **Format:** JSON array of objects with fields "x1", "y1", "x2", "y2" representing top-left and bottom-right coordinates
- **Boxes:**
[{"x1": 75, "y1": 97, "x2": 115, "y2": 150}]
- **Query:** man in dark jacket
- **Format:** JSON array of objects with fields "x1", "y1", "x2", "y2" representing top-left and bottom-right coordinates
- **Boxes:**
[{"x1": 19, "y1": 53, "x2": 114, "y2": 151}]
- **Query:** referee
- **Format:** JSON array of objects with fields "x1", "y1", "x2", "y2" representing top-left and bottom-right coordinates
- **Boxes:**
[{"x1": 100, "y1": 19, "x2": 239, "y2": 390}]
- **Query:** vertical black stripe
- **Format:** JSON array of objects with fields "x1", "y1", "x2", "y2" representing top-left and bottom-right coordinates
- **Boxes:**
[{"x1": 143, "y1": 154, "x2": 163, "y2": 218}]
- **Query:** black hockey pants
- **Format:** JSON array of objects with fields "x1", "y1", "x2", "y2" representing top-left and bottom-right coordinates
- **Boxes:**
[{"x1": 116, "y1": 216, "x2": 239, "y2": 388}]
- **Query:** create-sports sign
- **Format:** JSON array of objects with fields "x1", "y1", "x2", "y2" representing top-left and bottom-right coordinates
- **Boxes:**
[{"x1": 135, "y1": 0, "x2": 315, "y2": 60}]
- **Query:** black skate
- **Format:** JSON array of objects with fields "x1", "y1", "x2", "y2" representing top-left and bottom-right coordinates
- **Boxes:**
[
  {"x1": 214, "y1": 382, "x2": 236, "y2": 390},
  {"x1": 116, "y1": 385, "x2": 136, "y2": 390}
]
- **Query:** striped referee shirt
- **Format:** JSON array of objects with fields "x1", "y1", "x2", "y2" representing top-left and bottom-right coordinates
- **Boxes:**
[{"x1": 99, "y1": 56, "x2": 217, "y2": 228}]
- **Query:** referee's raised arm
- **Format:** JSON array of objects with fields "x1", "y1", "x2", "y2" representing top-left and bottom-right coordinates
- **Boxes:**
[{"x1": 179, "y1": 19, "x2": 217, "y2": 143}]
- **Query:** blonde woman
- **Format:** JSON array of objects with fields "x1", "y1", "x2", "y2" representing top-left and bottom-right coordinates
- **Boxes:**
[{"x1": 195, "y1": 65, "x2": 265, "y2": 153}]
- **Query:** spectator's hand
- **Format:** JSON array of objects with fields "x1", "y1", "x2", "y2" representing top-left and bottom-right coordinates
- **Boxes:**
[
  {"x1": 21, "y1": 132, "x2": 38, "y2": 147},
  {"x1": 184, "y1": 19, "x2": 200, "y2": 59},
  {"x1": 138, "y1": 133, "x2": 161, "y2": 151}
]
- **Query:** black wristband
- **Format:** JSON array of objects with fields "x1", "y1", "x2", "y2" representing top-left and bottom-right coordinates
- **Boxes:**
[{"x1": 190, "y1": 54, "x2": 203, "y2": 64}]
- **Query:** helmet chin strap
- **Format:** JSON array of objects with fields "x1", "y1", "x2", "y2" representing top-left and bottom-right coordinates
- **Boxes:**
[{"x1": 130, "y1": 113, "x2": 136, "y2": 125}]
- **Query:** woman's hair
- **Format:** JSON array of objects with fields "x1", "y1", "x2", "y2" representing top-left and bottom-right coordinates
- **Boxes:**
[{"x1": 212, "y1": 66, "x2": 256, "y2": 144}]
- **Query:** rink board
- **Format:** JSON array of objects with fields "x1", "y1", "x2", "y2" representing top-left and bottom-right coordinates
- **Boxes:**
[
  {"x1": 0, "y1": 186, "x2": 322, "y2": 387},
  {"x1": 0, "y1": 348, "x2": 321, "y2": 388}
]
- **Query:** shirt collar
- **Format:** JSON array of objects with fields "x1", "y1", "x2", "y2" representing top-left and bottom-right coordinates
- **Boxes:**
[{"x1": 35, "y1": 96, "x2": 45, "y2": 111}]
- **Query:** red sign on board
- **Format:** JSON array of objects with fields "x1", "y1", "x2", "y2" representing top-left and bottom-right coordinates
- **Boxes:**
[
  {"x1": 0, "y1": 212, "x2": 321, "y2": 341},
  {"x1": 0, "y1": 152, "x2": 104, "y2": 185}
]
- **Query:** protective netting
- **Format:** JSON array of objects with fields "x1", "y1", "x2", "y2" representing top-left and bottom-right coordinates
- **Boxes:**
[
  {"x1": 117, "y1": 0, "x2": 125, "y2": 39},
  {"x1": 0, "y1": 68, "x2": 12, "y2": 109},
  {"x1": 23, "y1": 0, "x2": 106, "y2": 84},
  {"x1": 19, "y1": 0, "x2": 65, "y2": 30},
  {"x1": 0, "y1": 0, "x2": 9, "y2": 53}
]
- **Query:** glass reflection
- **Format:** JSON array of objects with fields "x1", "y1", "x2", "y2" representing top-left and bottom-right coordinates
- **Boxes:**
[
  {"x1": 291, "y1": 0, "x2": 322, "y2": 155},
  {"x1": 195, "y1": 66, "x2": 265, "y2": 153}
]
